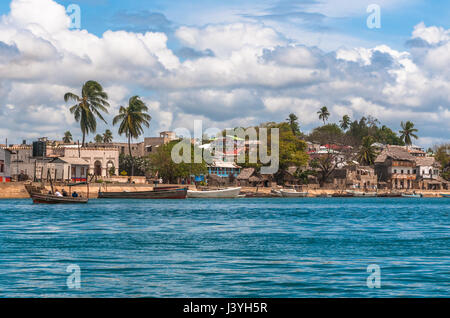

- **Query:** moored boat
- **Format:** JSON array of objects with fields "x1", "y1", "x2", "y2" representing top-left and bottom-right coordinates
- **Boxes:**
[
  {"x1": 98, "y1": 187, "x2": 188, "y2": 199},
  {"x1": 280, "y1": 189, "x2": 308, "y2": 198},
  {"x1": 187, "y1": 187, "x2": 241, "y2": 198},
  {"x1": 401, "y1": 193, "x2": 423, "y2": 198},
  {"x1": 346, "y1": 190, "x2": 377, "y2": 197},
  {"x1": 440, "y1": 193, "x2": 450, "y2": 198},
  {"x1": 30, "y1": 193, "x2": 88, "y2": 204}
]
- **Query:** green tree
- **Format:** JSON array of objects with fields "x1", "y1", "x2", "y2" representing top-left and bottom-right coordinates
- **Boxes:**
[
  {"x1": 103, "y1": 129, "x2": 113, "y2": 143},
  {"x1": 94, "y1": 134, "x2": 104, "y2": 143},
  {"x1": 339, "y1": 115, "x2": 351, "y2": 130},
  {"x1": 113, "y1": 96, "x2": 151, "y2": 177},
  {"x1": 149, "y1": 140, "x2": 207, "y2": 183},
  {"x1": 357, "y1": 136, "x2": 378, "y2": 165},
  {"x1": 64, "y1": 81, "x2": 110, "y2": 146},
  {"x1": 374, "y1": 125, "x2": 404, "y2": 145},
  {"x1": 317, "y1": 106, "x2": 330, "y2": 125},
  {"x1": 399, "y1": 121, "x2": 418, "y2": 146},
  {"x1": 286, "y1": 113, "x2": 300, "y2": 136},
  {"x1": 63, "y1": 131, "x2": 73, "y2": 143},
  {"x1": 308, "y1": 124, "x2": 344, "y2": 144}
]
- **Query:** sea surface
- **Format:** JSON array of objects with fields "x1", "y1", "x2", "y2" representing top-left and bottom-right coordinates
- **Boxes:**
[{"x1": 0, "y1": 197, "x2": 448, "y2": 298}]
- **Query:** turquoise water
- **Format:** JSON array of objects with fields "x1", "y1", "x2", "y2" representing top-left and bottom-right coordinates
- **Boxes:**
[{"x1": 0, "y1": 198, "x2": 448, "y2": 297}]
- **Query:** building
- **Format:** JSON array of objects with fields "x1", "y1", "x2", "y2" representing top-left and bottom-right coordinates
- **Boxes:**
[
  {"x1": 331, "y1": 165, "x2": 377, "y2": 190},
  {"x1": 414, "y1": 156, "x2": 446, "y2": 190},
  {"x1": 3, "y1": 143, "x2": 119, "y2": 180},
  {"x1": 0, "y1": 148, "x2": 11, "y2": 182},
  {"x1": 207, "y1": 160, "x2": 241, "y2": 178},
  {"x1": 144, "y1": 131, "x2": 177, "y2": 155},
  {"x1": 375, "y1": 145, "x2": 417, "y2": 189}
]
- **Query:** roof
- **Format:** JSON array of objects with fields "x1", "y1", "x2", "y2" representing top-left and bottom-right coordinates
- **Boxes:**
[
  {"x1": 415, "y1": 156, "x2": 435, "y2": 166},
  {"x1": 375, "y1": 145, "x2": 415, "y2": 163},
  {"x1": 249, "y1": 175, "x2": 261, "y2": 182},
  {"x1": 57, "y1": 157, "x2": 90, "y2": 165},
  {"x1": 208, "y1": 160, "x2": 241, "y2": 169},
  {"x1": 237, "y1": 168, "x2": 255, "y2": 180}
]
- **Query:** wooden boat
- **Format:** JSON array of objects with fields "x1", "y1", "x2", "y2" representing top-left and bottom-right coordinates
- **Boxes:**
[
  {"x1": 280, "y1": 189, "x2": 308, "y2": 198},
  {"x1": 440, "y1": 193, "x2": 450, "y2": 198},
  {"x1": 401, "y1": 193, "x2": 423, "y2": 198},
  {"x1": 30, "y1": 193, "x2": 88, "y2": 204},
  {"x1": 377, "y1": 192, "x2": 402, "y2": 197},
  {"x1": 98, "y1": 187, "x2": 188, "y2": 199},
  {"x1": 332, "y1": 192, "x2": 354, "y2": 197},
  {"x1": 187, "y1": 187, "x2": 241, "y2": 198},
  {"x1": 346, "y1": 190, "x2": 377, "y2": 197},
  {"x1": 25, "y1": 172, "x2": 90, "y2": 204},
  {"x1": 316, "y1": 193, "x2": 332, "y2": 198}
]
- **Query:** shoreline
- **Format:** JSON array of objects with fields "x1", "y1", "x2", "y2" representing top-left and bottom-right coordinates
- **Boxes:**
[{"x1": 0, "y1": 182, "x2": 448, "y2": 199}]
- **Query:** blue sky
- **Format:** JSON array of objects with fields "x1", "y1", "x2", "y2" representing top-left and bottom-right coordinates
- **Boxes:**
[{"x1": 0, "y1": 0, "x2": 449, "y2": 147}]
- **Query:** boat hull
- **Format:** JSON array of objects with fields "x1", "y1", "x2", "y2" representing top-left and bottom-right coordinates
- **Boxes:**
[
  {"x1": 31, "y1": 193, "x2": 88, "y2": 204},
  {"x1": 187, "y1": 187, "x2": 241, "y2": 198},
  {"x1": 280, "y1": 190, "x2": 308, "y2": 198},
  {"x1": 401, "y1": 194, "x2": 423, "y2": 198},
  {"x1": 98, "y1": 188, "x2": 188, "y2": 199},
  {"x1": 346, "y1": 190, "x2": 377, "y2": 197},
  {"x1": 440, "y1": 193, "x2": 450, "y2": 198}
]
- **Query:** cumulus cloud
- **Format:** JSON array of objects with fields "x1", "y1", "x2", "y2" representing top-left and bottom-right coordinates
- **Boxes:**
[{"x1": 0, "y1": 0, "x2": 448, "y2": 148}]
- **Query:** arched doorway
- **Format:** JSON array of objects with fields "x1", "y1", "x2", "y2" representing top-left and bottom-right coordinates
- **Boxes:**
[{"x1": 94, "y1": 161, "x2": 102, "y2": 176}]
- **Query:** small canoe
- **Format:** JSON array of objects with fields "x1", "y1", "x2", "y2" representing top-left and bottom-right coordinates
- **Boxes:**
[
  {"x1": 30, "y1": 193, "x2": 88, "y2": 204},
  {"x1": 401, "y1": 193, "x2": 423, "y2": 198},
  {"x1": 187, "y1": 187, "x2": 241, "y2": 198},
  {"x1": 98, "y1": 187, "x2": 188, "y2": 199},
  {"x1": 440, "y1": 193, "x2": 450, "y2": 198},
  {"x1": 280, "y1": 189, "x2": 308, "y2": 198}
]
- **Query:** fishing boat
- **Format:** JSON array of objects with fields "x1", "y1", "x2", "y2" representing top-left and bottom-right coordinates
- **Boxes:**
[
  {"x1": 187, "y1": 187, "x2": 241, "y2": 198},
  {"x1": 98, "y1": 187, "x2": 188, "y2": 199},
  {"x1": 29, "y1": 193, "x2": 88, "y2": 204},
  {"x1": 25, "y1": 171, "x2": 90, "y2": 204},
  {"x1": 440, "y1": 193, "x2": 450, "y2": 198},
  {"x1": 280, "y1": 189, "x2": 309, "y2": 198},
  {"x1": 346, "y1": 190, "x2": 377, "y2": 197},
  {"x1": 401, "y1": 193, "x2": 423, "y2": 198}
]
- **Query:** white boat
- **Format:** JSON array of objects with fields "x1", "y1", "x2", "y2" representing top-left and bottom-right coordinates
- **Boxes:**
[
  {"x1": 187, "y1": 187, "x2": 242, "y2": 198},
  {"x1": 402, "y1": 193, "x2": 423, "y2": 198},
  {"x1": 346, "y1": 190, "x2": 377, "y2": 197},
  {"x1": 280, "y1": 189, "x2": 309, "y2": 198}
]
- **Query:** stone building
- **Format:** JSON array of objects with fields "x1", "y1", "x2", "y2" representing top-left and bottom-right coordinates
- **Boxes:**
[
  {"x1": 374, "y1": 145, "x2": 417, "y2": 189},
  {"x1": 331, "y1": 165, "x2": 377, "y2": 190}
]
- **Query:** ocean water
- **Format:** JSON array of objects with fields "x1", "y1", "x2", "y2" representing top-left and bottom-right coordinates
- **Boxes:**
[{"x1": 0, "y1": 197, "x2": 448, "y2": 298}]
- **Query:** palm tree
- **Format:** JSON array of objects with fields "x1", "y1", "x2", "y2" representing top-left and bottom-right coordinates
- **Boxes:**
[
  {"x1": 357, "y1": 136, "x2": 378, "y2": 166},
  {"x1": 339, "y1": 115, "x2": 351, "y2": 130},
  {"x1": 286, "y1": 113, "x2": 300, "y2": 136},
  {"x1": 317, "y1": 106, "x2": 330, "y2": 125},
  {"x1": 94, "y1": 134, "x2": 104, "y2": 143},
  {"x1": 63, "y1": 131, "x2": 73, "y2": 143},
  {"x1": 399, "y1": 121, "x2": 419, "y2": 146},
  {"x1": 64, "y1": 81, "x2": 110, "y2": 146},
  {"x1": 113, "y1": 96, "x2": 151, "y2": 176},
  {"x1": 103, "y1": 129, "x2": 113, "y2": 143}
]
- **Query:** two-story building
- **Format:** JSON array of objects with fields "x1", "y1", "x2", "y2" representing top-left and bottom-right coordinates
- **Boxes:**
[{"x1": 374, "y1": 145, "x2": 417, "y2": 189}]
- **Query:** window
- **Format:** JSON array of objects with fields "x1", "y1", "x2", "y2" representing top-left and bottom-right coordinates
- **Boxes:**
[
  {"x1": 394, "y1": 169, "x2": 397, "y2": 174},
  {"x1": 401, "y1": 170, "x2": 404, "y2": 174}
]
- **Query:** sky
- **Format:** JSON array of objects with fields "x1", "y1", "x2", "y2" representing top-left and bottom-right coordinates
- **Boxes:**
[{"x1": 0, "y1": 0, "x2": 449, "y2": 147}]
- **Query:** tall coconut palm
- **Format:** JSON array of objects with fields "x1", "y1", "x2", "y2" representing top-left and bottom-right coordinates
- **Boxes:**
[
  {"x1": 113, "y1": 96, "x2": 151, "y2": 176},
  {"x1": 94, "y1": 134, "x2": 104, "y2": 143},
  {"x1": 286, "y1": 113, "x2": 300, "y2": 136},
  {"x1": 399, "y1": 121, "x2": 419, "y2": 146},
  {"x1": 339, "y1": 115, "x2": 351, "y2": 130},
  {"x1": 317, "y1": 106, "x2": 330, "y2": 125},
  {"x1": 357, "y1": 136, "x2": 378, "y2": 166},
  {"x1": 64, "y1": 81, "x2": 110, "y2": 146},
  {"x1": 63, "y1": 131, "x2": 73, "y2": 143},
  {"x1": 103, "y1": 129, "x2": 113, "y2": 143}
]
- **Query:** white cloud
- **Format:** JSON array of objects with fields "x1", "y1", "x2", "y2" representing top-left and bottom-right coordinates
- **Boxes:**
[{"x1": 0, "y1": 0, "x2": 448, "y2": 148}]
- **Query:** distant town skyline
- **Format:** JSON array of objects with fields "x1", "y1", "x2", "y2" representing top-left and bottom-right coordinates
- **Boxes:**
[{"x1": 0, "y1": 0, "x2": 449, "y2": 147}]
